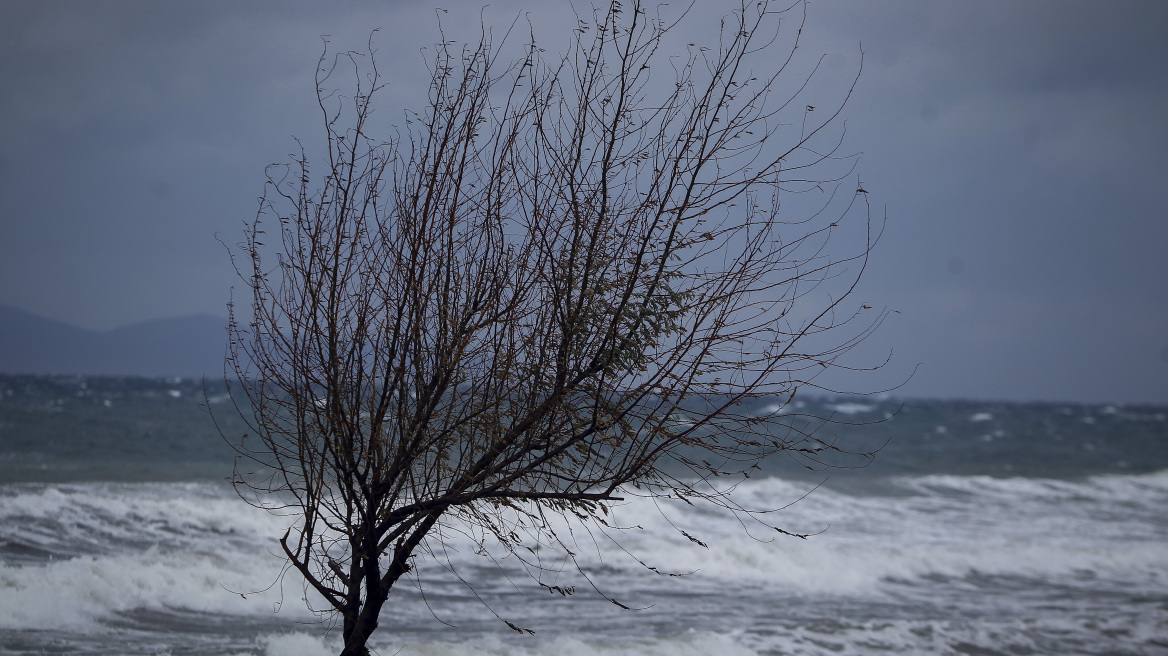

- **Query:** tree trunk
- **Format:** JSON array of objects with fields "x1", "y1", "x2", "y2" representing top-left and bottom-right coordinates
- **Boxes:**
[
  {"x1": 339, "y1": 641, "x2": 370, "y2": 656},
  {"x1": 339, "y1": 603, "x2": 381, "y2": 656}
]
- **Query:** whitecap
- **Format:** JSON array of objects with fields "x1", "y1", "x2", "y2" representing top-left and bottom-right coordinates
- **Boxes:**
[{"x1": 825, "y1": 402, "x2": 873, "y2": 415}]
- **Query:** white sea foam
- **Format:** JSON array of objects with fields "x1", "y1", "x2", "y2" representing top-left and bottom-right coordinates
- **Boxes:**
[
  {"x1": 214, "y1": 613, "x2": 1168, "y2": 656},
  {"x1": 327, "y1": 470, "x2": 1152, "y2": 591},
  {"x1": 0, "y1": 483, "x2": 315, "y2": 630},
  {"x1": 0, "y1": 547, "x2": 301, "y2": 630},
  {"x1": 824, "y1": 402, "x2": 873, "y2": 415},
  {"x1": 734, "y1": 612, "x2": 1168, "y2": 656},
  {"x1": 753, "y1": 403, "x2": 788, "y2": 416},
  {"x1": 0, "y1": 482, "x2": 288, "y2": 560},
  {"x1": 220, "y1": 631, "x2": 765, "y2": 656},
  {"x1": 374, "y1": 631, "x2": 759, "y2": 656},
  {"x1": 260, "y1": 632, "x2": 338, "y2": 656},
  {"x1": 387, "y1": 470, "x2": 1168, "y2": 599},
  {"x1": 2, "y1": 471, "x2": 1166, "y2": 645}
]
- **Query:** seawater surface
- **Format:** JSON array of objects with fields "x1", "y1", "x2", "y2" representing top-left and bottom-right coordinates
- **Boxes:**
[{"x1": 1, "y1": 375, "x2": 1166, "y2": 655}]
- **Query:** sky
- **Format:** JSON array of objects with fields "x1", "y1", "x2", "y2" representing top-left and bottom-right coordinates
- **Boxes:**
[{"x1": 1, "y1": 0, "x2": 1165, "y2": 405}]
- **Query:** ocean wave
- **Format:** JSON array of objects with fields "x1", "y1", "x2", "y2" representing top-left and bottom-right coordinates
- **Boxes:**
[
  {"x1": 0, "y1": 482, "x2": 287, "y2": 564},
  {"x1": 1, "y1": 472, "x2": 1165, "y2": 634},
  {"x1": 0, "y1": 547, "x2": 306, "y2": 631},
  {"x1": 249, "y1": 631, "x2": 760, "y2": 656},
  {"x1": 466, "y1": 470, "x2": 1168, "y2": 596}
]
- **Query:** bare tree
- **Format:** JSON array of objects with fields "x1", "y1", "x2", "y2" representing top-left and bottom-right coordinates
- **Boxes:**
[{"x1": 226, "y1": 1, "x2": 884, "y2": 654}]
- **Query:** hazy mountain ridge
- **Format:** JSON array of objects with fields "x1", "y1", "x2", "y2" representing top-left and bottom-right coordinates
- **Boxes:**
[{"x1": 0, "y1": 303, "x2": 226, "y2": 377}]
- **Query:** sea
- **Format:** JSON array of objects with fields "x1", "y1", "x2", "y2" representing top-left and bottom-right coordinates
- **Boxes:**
[{"x1": 1, "y1": 374, "x2": 1166, "y2": 655}]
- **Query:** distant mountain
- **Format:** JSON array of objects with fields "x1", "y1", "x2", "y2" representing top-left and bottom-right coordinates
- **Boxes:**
[{"x1": 0, "y1": 303, "x2": 227, "y2": 377}]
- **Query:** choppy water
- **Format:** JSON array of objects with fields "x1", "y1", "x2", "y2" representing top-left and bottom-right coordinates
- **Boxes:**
[{"x1": 1, "y1": 375, "x2": 1166, "y2": 655}]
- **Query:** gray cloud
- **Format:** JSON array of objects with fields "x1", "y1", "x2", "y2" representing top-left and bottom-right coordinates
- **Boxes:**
[{"x1": 0, "y1": 0, "x2": 1164, "y2": 403}]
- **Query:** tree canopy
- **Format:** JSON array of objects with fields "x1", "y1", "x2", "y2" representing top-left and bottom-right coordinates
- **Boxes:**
[{"x1": 225, "y1": 2, "x2": 884, "y2": 653}]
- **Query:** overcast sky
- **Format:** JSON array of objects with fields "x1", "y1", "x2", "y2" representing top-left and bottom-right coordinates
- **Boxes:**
[{"x1": 1, "y1": 1, "x2": 1165, "y2": 404}]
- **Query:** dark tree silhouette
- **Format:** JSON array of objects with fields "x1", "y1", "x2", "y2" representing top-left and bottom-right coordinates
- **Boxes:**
[{"x1": 226, "y1": 1, "x2": 884, "y2": 653}]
